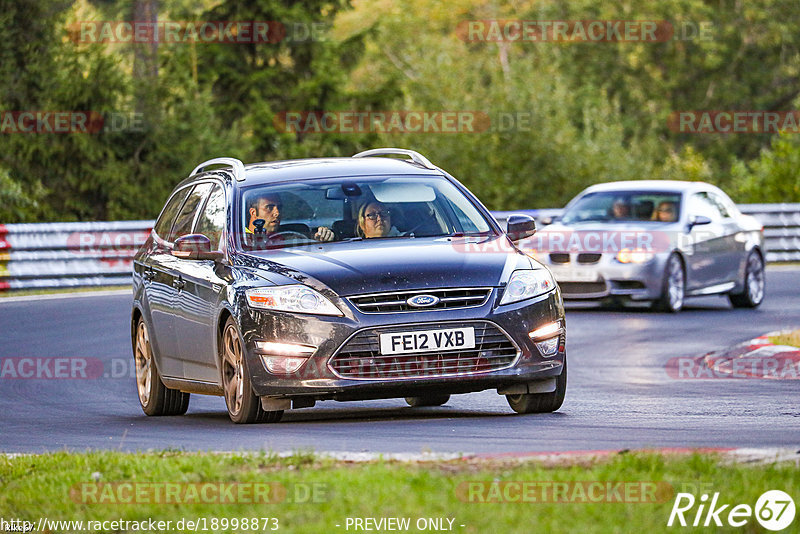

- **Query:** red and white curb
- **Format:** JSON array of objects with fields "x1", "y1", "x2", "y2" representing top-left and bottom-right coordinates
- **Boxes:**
[{"x1": 666, "y1": 330, "x2": 800, "y2": 379}]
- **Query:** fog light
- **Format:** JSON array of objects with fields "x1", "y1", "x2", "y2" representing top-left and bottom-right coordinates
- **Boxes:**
[
  {"x1": 528, "y1": 321, "x2": 561, "y2": 340},
  {"x1": 534, "y1": 336, "x2": 560, "y2": 357},
  {"x1": 255, "y1": 341, "x2": 315, "y2": 375},
  {"x1": 262, "y1": 356, "x2": 309, "y2": 374}
]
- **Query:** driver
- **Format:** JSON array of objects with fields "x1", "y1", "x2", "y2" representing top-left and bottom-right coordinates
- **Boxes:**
[{"x1": 247, "y1": 193, "x2": 334, "y2": 241}]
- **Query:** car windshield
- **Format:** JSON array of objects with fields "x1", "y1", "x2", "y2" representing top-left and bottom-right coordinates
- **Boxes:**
[
  {"x1": 560, "y1": 191, "x2": 682, "y2": 224},
  {"x1": 238, "y1": 175, "x2": 494, "y2": 249}
]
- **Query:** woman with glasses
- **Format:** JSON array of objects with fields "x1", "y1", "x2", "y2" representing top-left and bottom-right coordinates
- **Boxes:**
[{"x1": 356, "y1": 201, "x2": 401, "y2": 238}]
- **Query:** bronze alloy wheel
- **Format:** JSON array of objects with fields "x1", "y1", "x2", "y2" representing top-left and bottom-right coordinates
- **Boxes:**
[
  {"x1": 220, "y1": 317, "x2": 283, "y2": 424},
  {"x1": 134, "y1": 319, "x2": 153, "y2": 406}
]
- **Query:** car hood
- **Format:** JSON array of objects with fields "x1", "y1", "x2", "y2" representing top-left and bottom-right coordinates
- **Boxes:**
[{"x1": 235, "y1": 235, "x2": 534, "y2": 296}]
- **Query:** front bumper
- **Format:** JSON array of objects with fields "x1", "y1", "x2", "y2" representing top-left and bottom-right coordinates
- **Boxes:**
[
  {"x1": 536, "y1": 252, "x2": 668, "y2": 301},
  {"x1": 240, "y1": 288, "x2": 565, "y2": 400}
]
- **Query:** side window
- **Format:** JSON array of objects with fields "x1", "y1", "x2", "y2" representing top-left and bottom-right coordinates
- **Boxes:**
[
  {"x1": 708, "y1": 192, "x2": 732, "y2": 218},
  {"x1": 194, "y1": 184, "x2": 226, "y2": 250},
  {"x1": 688, "y1": 192, "x2": 723, "y2": 222},
  {"x1": 153, "y1": 187, "x2": 191, "y2": 239},
  {"x1": 168, "y1": 183, "x2": 213, "y2": 242}
]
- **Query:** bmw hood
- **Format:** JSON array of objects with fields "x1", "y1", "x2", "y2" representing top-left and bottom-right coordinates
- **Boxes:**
[{"x1": 236, "y1": 235, "x2": 535, "y2": 296}]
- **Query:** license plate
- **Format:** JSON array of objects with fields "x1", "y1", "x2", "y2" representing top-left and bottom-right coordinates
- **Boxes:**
[
  {"x1": 550, "y1": 267, "x2": 599, "y2": 282},
  {"x1": 379, "y1": 327, "x2": 475, "y2": 355}
]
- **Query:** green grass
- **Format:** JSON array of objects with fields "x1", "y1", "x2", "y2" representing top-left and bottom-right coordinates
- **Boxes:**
[
  {"x1": 1, "y1": 451, "x2": 798, "y2": 533},
  {"x1": 769, "y1": 330, "x2": 800, "y2": 348}
]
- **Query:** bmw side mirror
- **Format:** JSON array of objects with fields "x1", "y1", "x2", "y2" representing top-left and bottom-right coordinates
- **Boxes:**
[
  {"x1": 688, "y1": 215, "x2": 712, "y2": 230},
  {"x1": 173, "y1": 234, "x2": 224, "y2": 261},
  {"x1": 506, "y1": 214, "x2": 537, "y2": 242}
]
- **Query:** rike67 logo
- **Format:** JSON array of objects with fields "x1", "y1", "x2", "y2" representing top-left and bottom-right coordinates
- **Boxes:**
[{"x1": 668, "y1": 490, "x2": 795, "y2": 531}]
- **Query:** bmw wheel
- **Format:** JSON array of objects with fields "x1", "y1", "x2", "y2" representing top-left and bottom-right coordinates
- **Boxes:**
[
  {"x1": 729, "y1": 251, "x2": 765, "y2": 308},
  {"x1": 653, "y1": 253, "x2": 685, "y2": 313}
]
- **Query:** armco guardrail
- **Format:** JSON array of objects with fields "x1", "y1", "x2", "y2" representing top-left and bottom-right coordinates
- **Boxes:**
[
  {"x1": 0, "y1": 204, "x2": 797, "y2": 291},
  {"x1": 738, "y1": 204, "x2": 800, "y2": 263},
  {"x1": 0, "y1": 221, "x2": 152, "y2": 291}
]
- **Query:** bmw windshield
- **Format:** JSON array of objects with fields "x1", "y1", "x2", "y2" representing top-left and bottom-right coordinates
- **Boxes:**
[
  {"x1": 239, "y1": 176, "x2": 494, "y2": 249},
  {"x1": 560, "y1": 191, "x2": 683, "y2": 224}
]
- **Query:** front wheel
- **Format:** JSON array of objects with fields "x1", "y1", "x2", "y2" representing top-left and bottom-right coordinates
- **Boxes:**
[
  {"x1": 133, "y1": 317, "x2": 190, "y2": 416},
  {"x1": 221, "y1": 318, "x2": 283, "y2": 424},
  {"x1": 506, "y1": 359, "x2": 567, "y2": 414},
  {"x1": 729, "y1": 251, "x2": 765, "y2": 308},
  {"x1": 405, "y1": 394, "x2": 450, "y2": 407},
  {"x1": 652, "y1": 253, "x2": 685, "y2": 313}
]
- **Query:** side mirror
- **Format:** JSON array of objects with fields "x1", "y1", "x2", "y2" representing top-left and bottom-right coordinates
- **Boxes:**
[
  {"x1": 173, "y1": 234, "x2": 224, "y2": 261},
  {"x1": 688, "y1": 215, "x2": 712, "y2": 230},
  {"x1": 506, "y1": 214, "x2": 537, "y2": 242}
]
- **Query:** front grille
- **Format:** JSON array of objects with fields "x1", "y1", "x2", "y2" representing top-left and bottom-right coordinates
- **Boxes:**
[
  {"x1": 550, "y1": 253, "x2": 570, "y2": 264},
  {"x1": 329, "y1": 321, "x2": 519, "y2": 380},
  {"x1": 348, "y1": 287, "x2": 491, "y2": 313},
  {"x1": 559, "y1": 281, "x2": 607, "y2": 295},
  {"x1": 577, "y1": 253, "x2": 602, "y2": 264}
]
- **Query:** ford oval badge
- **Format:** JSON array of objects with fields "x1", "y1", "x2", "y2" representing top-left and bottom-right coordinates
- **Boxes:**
[{"x1": 407, "y1": 294, "x2": 440, "y2": 308}]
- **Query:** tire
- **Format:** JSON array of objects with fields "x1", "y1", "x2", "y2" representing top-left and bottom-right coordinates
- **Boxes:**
[
  {"x1": 652, "y1": 253, "x2": 685, "y2": 313},
  {"x1": 405, "y1": 394, "x2": 451, "y2": 407},
  {"x1": 729, "y1": 250, "x2": 765, "y2": 308},
  {"x1": 506, "y1": 359, "x2": 567, "y2": 414},
  {"x1": 220, "y1": 318, "x2": 283, "y2": 424},
  {"x1": 133, "y1": 317, "x2": 190, "y2": 416}
]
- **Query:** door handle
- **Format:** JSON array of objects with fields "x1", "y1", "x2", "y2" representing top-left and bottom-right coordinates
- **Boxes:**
[{"x1": 172, "y1": 277, "x2": 185, "y2": 290}]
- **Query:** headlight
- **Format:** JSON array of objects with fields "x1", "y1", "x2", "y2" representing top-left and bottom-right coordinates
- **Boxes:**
[
  {"x1": 616, "y1": 248, "x2": 655, "y2": 264},
  {"x1": 246, "y1": 285, "x2": 343, "y2": 316},
  {"x1": 499, "y1": 269, "x2": 556, "y2": 305}
]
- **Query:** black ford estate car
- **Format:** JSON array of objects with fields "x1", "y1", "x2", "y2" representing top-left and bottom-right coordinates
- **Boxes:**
[{"x1": 131, "y1": 148, "x2": 566, "y2": 423}]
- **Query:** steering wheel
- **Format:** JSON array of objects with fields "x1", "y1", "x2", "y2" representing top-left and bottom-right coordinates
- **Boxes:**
[{"x1": 269, "y1": 230, "x2": 310, "y2": 241}]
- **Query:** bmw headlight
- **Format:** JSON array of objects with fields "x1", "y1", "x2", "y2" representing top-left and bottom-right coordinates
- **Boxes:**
[
  {"x1": 616, "y1": 248, "x2": 655, "y2": 264},
  {"x1": 246, "y1": 285, "x2": 343, "y2": 316},
  {"x1": 499, "y1": 269, "x2": 556, "y2": 305}
]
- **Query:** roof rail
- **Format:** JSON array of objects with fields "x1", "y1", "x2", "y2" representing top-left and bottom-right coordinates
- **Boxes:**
[
  {"x1": 190, "y1": 157, "x2": 246, "y2": 182},
  {"x1": 352, "y1": 148, "x2": 435, "y2": 170}
]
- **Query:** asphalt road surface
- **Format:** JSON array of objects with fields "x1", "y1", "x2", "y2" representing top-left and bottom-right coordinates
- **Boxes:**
[{"x1": 1, "y1": 268, "x2": 798, "y2": 454}]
